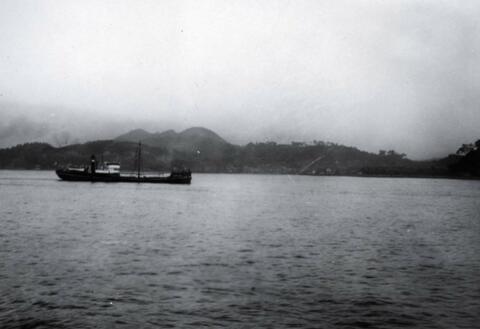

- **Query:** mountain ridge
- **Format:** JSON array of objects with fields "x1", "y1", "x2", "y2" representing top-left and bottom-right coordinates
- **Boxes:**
[
  {"x1": 0, "y1": 126, "x2": 478, "y2": 178},
  {"x1": 115, "y1": 127, "x2": 227, "y2": 144}
]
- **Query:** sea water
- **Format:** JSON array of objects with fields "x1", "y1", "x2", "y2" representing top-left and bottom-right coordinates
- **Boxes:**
[{"x1": 1, "y1": 171, "x2": 479, "y2": 328}]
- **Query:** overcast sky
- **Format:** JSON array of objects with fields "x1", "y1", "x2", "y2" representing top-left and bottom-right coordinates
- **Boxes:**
[{"x1": 1, "y1": 0, "x2": 479, "y2": 159}]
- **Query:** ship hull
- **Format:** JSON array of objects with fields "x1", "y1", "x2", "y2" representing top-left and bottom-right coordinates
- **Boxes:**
[{"x1": 56, "y1": 169, "x2": 191, "y2": 184}]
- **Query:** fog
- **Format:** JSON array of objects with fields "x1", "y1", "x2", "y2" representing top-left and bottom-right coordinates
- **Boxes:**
[{"x1": 1, "y1": 0, "x2": 479, "y2": 159}]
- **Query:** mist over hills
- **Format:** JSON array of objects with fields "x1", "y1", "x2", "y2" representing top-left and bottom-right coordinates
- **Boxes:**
[
  {"x1": 0, "y1": 102, "x2": 194, "y2": 149},
  {"x1": 0, "y1": 102, "x2": 476, "y2": 161},
  {"x1": 0, "y1": 126, "x2": 478, "y2": 178},
  {"x1": 1, "y1": 1, "x2": 480, "y2": 162},
  {"x1": 115, "y1": 127, "x2": 228, "y2": 149}
]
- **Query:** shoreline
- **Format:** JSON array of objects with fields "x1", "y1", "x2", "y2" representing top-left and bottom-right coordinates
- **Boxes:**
[{"x1": 1, "y1": 169, "x2": 479, "y2": 181}]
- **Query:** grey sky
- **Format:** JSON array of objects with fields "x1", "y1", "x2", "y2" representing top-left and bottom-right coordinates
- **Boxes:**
[{"x1": 1, "y1": 0, "x2": 479, "y2": 159}]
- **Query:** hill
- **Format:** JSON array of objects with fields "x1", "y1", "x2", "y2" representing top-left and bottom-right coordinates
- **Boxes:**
[
  {"x1": 115, "y1": 127, "x2": 227, "y2": 147},
  {"x1": 0, "y1": 127, "x2": 478, "y2": 178},
  {"x1": 114, "y1": 128, "x2": 152, "y2": 142}
]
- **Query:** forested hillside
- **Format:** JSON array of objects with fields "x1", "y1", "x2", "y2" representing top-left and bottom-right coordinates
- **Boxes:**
[{"x1": 0, "y1": 127, "x2": 478, "y2": 178}]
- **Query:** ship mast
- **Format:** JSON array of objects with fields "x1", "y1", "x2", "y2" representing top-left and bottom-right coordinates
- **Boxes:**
[{"x1": 137, "y1": 142, "x2": 142, "y2": 179}]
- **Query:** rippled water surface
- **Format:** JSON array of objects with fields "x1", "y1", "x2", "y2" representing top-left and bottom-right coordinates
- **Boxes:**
[{"x1": 1, "y1": 171, "x2": 479, "y2": 328}]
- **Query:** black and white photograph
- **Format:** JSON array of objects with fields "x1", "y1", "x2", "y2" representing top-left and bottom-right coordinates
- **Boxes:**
[{"x1": 0, "y1": 1, "x2": 479, "y2": 328}]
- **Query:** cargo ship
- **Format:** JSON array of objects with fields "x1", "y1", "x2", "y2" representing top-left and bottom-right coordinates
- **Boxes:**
[{"x1": 55, "y1": 143, "x2": 191, "y2": 184}]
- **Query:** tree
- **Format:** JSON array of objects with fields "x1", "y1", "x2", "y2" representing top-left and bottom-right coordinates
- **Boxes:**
[{"x1": 456, "y1": 143, "x2": 474, "y2": 155}]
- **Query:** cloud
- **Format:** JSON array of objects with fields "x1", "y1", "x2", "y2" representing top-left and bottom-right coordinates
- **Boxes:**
[{"x1": 0, "y1": 0, "x2": 479, "y2": 158}]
